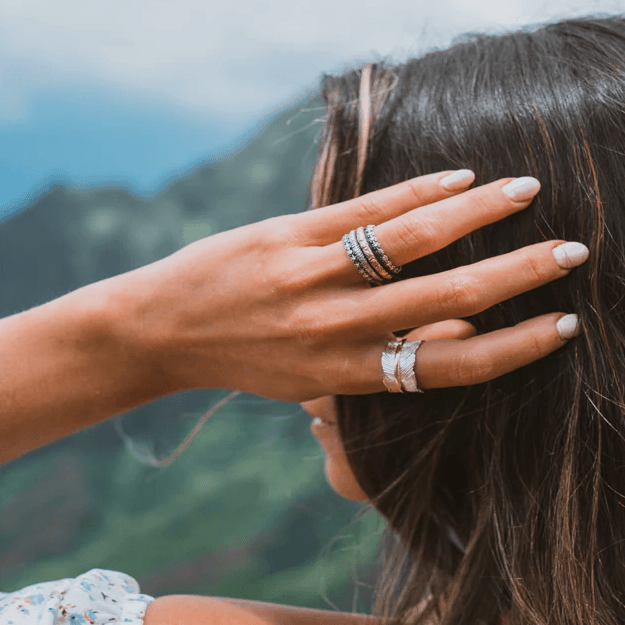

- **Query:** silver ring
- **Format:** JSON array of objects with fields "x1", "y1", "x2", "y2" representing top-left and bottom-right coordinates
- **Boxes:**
[
  {"x1": 364, "y1": 225, "x2": 402, "y2": 275},
  {"x1": 382, "y1": 339, "x2": 404, "y2": 392},
  {"x1": 348, "y1": 229, "x2": 385, "y2": 285},
  {"x1": 356, "y1": 227, "x2": 393, "y2": 280},
  {"x1": 342, "y1": 234, "x2": 379, "y2": 285},
  {"x1": 342, "y1": 224, "x2": 399, "y2": 287},
  {"x1": 346, "y1": 230, "x2": 385, "y2": 286},
  {"x1": 398, "y1": 339, "x2": 425, "y2": 393},
  {"x1": 381, "y1": 338, "x2": 425, "y2": 393}
]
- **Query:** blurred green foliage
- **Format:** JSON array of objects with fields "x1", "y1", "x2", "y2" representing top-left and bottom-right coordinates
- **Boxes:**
[{"x1": 0, "y1": 95, "x2": 386, "y2": 611}]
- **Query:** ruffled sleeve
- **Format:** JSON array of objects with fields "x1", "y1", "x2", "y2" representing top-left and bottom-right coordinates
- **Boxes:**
[{"x1": 0, "y1": 568, "x2": 155, "y2": 624}]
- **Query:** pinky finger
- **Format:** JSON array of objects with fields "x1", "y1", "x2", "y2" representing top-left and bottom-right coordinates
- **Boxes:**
[{"x1": 414, "y1": 312, "x2": 581, "y2": 389}]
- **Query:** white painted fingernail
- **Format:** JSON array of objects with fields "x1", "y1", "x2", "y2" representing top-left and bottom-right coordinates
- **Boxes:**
[
  {"x1": 501, "y1": 177, "x2": 541, "y2": 202},
  {"x1": 440, "y1": 169, "x2": 475, "y2": 191},
  {"x1": 557, "y1": 314, "x2": 580, "y2": 340},
  {"x1": 552, "y1": 241, "x2": 589, "y2": 269}
]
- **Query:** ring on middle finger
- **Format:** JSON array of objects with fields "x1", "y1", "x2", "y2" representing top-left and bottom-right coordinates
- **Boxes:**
[
  {"x1": 343, "y1": 231, "x2": 384, "y2": 286},
  {"x1": 342, "y1": 225, "x2": 402, "y2": 287},
  {"x1": 356, "y1": 227, "x2": 394, "y2": 281}
]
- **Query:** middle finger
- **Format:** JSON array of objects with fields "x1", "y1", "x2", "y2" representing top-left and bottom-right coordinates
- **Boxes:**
[{"x1": 349, "y1": 239, "x2": 578, "y2": 335}]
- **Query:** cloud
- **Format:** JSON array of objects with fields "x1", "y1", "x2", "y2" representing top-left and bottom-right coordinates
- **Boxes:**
[{"x1": 0, "y1": 0, "x2": 623, "y2": 125}]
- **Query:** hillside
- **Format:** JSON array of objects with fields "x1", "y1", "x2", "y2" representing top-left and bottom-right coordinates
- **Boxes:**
[{"x1": 0, "y1": 94, "x2": 384, "y2": 611}]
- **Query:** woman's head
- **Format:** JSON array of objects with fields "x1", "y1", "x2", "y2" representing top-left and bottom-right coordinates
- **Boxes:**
[
  {"x1": 306, "y1": 15, "x2": 625, "y2": 625},
  {"x1": 301, "y1": 317, "x2": 480, "y2": 503}
]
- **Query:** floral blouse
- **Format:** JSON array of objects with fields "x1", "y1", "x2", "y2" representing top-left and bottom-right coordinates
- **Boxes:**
[{"x1": 0, "y1": 569, "x2": 155, "y2": 624}]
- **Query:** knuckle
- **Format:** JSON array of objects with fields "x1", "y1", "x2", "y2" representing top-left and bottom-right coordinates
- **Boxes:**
[
  {"x1": 450, "y1": 349, "x2": 471, "y2": 385},
  {"x1": 242, "y1": 222, "x2": 286, "y2": 269},
  {"x1": 357, "y1": 196, "x2": 386, "y2": 224},
  {"x1": 325, "y1": 347, "x2": 369, "y2": 395},
  {"x1": 404, "y1": 179, "x2": 428, "y2": 206},
  {"x1": 289, "y1": 304, "x2": 349, "y2": 347},
  {"x1": 251, "y1": 216, "x2": 278, "y2": 245},
  {"x1": 268, "y1": 251, "x2": 319, "y2": 296},
  {"x1": 453, "y1": 348, "x2": 494, "y2": 385},
  {"x1": 526, "y1": 330, "x2": 547, "y2": 363},
  {"x1": 289, "y1": 313, "x2": 331, "y2": 346},
  {"x1": 259, "y1": 215, "x2": 299, "y2": 247},
  {"x1": 392, "y1": 218, "x2": 421, "y2": 251},
  {"x1": 270, "y1": 265, "x2": 308, "y2": 296},
  {"x1": 442, "y1": 272, "x2": 482, "y2": 316},
  {"x1": 287, "y1": 314, "x2": 358, "y2": 394},
  {"x1": 254, "y1": 215, "x2": 303, "y2": 253},
  {"x1": 397, "y1": 214, "x2": 443, "y2": 253},
  {"x1": 473, "y1": 358, "x2": 497, "y2": 384},
  {"x1": 521, "y1": 248, "x2": 550, "y2": 284},
  {"x1": 468, "y1": 190, "x2": 498, "y2": 218},
  {"x1": 324, "y1": 361, "x2": 351, "y2": 395}
]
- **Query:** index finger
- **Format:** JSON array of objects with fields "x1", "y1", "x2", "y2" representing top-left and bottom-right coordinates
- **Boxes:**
[
  {"x1": 371, "y1": 176, "x2": 540, "y2": 271},
  {"x1": 297, "y1": 169, "x2": 476, "y2": 246}
]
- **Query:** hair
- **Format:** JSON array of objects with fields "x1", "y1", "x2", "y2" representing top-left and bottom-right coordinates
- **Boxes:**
[{"x1": 306, "y1": 15, "x2": 625, "y2": 625}]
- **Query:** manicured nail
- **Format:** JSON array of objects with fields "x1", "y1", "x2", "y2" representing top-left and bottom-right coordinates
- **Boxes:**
[
  {"x1": 552, "y1": 241, "x2": 589, "y2": 269},
  {"x1": 557, "y1": 314, "x2": 580, "y2": 340},
  {"x1": 440, "y1": 169, "x2": 475, "y2": 191},
  {"x1": 502, "y1": 177, "x2": 541, "y2": 202}
]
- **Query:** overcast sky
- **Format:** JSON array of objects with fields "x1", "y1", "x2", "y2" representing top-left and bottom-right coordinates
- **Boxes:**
[{"x1": 1, "y1": 0, "x2": 624, "y2": 218}]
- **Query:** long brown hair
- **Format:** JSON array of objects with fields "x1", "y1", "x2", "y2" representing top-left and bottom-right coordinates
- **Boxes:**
[{"x1": 307, "y1": 16, "x2": 625, "y2": 625}]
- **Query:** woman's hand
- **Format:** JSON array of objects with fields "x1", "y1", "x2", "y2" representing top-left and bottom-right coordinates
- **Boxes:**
[{"x1": 106, "y1": 170, "x2": 586, "y2": 403}]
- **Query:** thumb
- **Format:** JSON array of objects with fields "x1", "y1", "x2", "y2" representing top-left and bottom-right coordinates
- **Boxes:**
[{"x1": 401, "y1": 319, "x2": 478, "y2": 342}]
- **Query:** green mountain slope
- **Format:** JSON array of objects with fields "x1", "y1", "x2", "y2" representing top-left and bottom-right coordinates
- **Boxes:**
[{"x1": 0, "y1": 94, "x2": 385, "y2": 612}]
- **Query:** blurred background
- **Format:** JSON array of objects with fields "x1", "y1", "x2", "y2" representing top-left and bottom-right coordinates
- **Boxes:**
[{"x1": 1, "y1": 0, "x2": 623, "y2": 611}]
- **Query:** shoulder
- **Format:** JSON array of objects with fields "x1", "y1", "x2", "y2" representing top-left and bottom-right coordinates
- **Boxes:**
[
  {"x1": 144, "y1": 595, "x2": 385, "y2": 625},
  {"x1": 144, "y1": 595, "x2": 439, "y2": 625}
]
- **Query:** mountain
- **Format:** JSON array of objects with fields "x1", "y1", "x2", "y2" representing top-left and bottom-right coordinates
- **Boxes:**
[
  {"x1": 0, "y1": 94, "x2": 383, "y2": 611},
  {"x1": 0, "y1": 95, "x2": 324, "y2": 318}
]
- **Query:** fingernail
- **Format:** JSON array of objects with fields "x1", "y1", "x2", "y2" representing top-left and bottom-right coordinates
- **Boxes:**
[
  {"x1": 557, "y1": 314, "x2": 580, "y2": 340},
  {"x1": 502, "y1": 177, "x2": 541, "y2": 202},
  {"x1": 552, "y1": 241, "x2": 589, "y2": 269},
  {"x1": 440, "y1": 169, "x2": 475, "y2": 191}
]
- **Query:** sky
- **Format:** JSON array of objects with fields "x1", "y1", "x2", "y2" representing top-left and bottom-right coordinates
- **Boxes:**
[{"x1": 1, "y1": 0, "x2": 624, "y2": 220}]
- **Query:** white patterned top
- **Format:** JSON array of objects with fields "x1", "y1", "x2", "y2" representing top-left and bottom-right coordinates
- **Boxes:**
[{"x1": 0, "y1": 568, "x2": 155, "y2": 625}]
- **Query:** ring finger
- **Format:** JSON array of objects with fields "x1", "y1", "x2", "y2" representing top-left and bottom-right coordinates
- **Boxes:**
[{"x1": 335, "y1": 312, "x2": 578, "y2": 395}]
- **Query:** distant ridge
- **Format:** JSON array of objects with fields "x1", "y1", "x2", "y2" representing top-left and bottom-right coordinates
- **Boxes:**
[{"x1": 0, "y1": 95, "x2": 323, "y2": 321}]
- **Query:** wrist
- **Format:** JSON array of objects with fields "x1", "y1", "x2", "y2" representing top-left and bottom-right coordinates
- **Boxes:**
[
  {"x1": 93, "y1": 255, "x2": 226, "y2": 396},
  {"x1": 77, "y1": 270, "x2": 175, "y2": 406}
]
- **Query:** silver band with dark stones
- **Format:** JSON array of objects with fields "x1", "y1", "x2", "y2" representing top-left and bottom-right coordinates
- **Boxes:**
[
  {"x1": 346, "y1": 230, "x2": 385, "y2": 286},
  {"x1": 364, "y1": 225, "x2": 402, "y2": 275},
  {"x1": 342, "y1": 233, "x2": 384, "y2": 286}
]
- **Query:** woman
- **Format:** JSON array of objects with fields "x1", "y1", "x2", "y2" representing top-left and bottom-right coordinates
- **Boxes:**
[
  {"x1": 0, "y1": 14, "x2": 593, "y2": 625},
  {"x1": 300, "y1": 15, "x2": 625, "y2": 625}
]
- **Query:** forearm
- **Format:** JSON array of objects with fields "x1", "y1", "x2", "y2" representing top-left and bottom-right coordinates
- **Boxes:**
[{"x1": 0, "y1": 278, "x2": 166, "y2": 466}]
